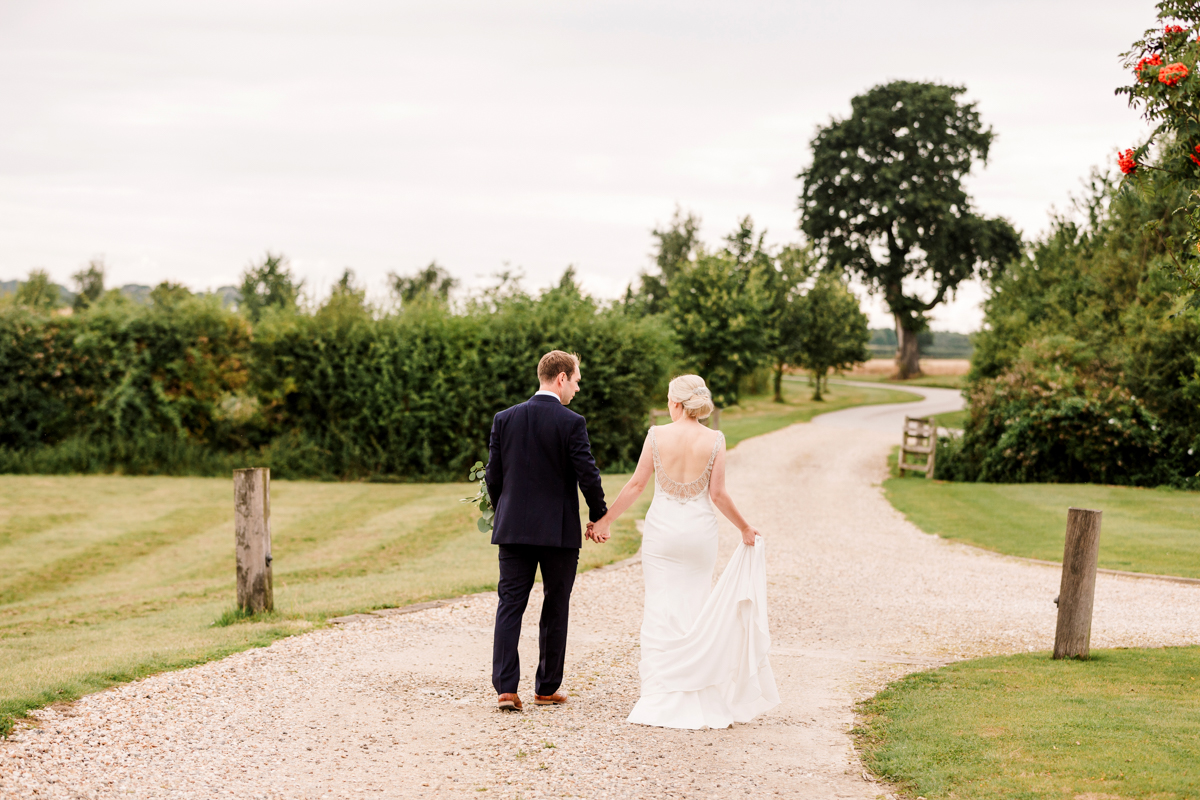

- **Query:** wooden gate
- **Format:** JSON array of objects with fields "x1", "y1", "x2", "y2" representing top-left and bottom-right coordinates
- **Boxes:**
[{"x1": 898, "y1": 416, "x2": 936, "y2": 478}]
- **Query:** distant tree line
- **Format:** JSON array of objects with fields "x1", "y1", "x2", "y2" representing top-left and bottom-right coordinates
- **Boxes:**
[{"x1": 866, "y1": 329, "x2": 974, "y2": 359}]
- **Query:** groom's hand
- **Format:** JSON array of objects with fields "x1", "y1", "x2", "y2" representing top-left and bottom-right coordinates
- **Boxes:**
[{"x1": 585, "y1": 521, "x2": 596, "y2": 542}]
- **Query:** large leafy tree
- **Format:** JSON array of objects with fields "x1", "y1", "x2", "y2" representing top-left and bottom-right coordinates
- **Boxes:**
[
  {"x1": 667, "y1": 244, "x2": 768, "y2": 407},
  {"x1": 798, "y1": 81, "x2": 1020, "y2": 378},
  {"x1": 759, "y1": 245, "x2": 816, "y2": 402},
  {"x1": 791, "y1": 273, "x2": 870, "y2": 400}
]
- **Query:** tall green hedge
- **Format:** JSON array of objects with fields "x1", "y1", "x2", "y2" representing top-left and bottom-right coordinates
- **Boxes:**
[{"x1": 0, "y1": 282, "x2": 675, "y2": 480}]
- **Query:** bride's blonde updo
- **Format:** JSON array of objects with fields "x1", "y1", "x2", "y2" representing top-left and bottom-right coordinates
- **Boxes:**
[{"x1": 667, "y1": 374, "x2": 715, "y2": 420}]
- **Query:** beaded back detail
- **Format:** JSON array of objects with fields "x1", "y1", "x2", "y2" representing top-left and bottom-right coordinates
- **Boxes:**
[{"x1": 649, "y1": 427, "x2": 725, "y2": 502}]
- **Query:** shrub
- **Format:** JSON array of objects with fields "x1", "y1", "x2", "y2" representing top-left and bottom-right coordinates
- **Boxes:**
[{"x1": 939, "y1": 339, "x2": 1194, "y2": 486}]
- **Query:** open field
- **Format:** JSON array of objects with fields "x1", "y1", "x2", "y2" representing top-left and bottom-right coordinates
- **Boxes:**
[
  {"x1": 839, "y1": 358, "x2": 970, "y2": 390},
  {"x1": 721, "y1": 378, "x2": 918, "y2": 448},
  {"x1": 843, "y1": 372, "x2": 967, "y2": 390},
  {"x1": 884, "y1": 477, "x2": 1200, "y2": 579},
  {"x1": 856, "y1": 647, "x2": 1200, "y2": 799},
  {"x1": 0, "y1": 473, "x2": 647, "y2": 735}
]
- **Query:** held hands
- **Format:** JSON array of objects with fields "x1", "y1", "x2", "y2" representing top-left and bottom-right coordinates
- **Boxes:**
[
  {"x1": 740, "y1": 525, "x2": 761, "y2": 546},
  {"x1": 586, "y1": 519, "x2": 611, "y2": 544}
]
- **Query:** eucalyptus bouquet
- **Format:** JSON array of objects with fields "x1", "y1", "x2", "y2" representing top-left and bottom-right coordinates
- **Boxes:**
[{"x1": 460, "y1": 461, "x2": 494, "y2": 532}]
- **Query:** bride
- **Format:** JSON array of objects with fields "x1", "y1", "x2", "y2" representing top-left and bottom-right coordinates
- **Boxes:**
[{"x1": 589, "y1": 375, "x2": 779, "y2": 729}]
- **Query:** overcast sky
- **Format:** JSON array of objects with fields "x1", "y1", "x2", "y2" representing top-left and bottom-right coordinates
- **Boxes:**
[{"x1": 0, "y1": 0, "x2": 1156, "y2": 331}]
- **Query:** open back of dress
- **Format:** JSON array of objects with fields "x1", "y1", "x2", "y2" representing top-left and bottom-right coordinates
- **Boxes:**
[{"x1": 627, "y1": 427, "x2": 779, "y2": 729}]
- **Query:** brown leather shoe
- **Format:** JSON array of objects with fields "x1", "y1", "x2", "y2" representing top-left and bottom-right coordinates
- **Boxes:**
[
  {"x1": 497, "y1": 693, "x2": 523, "y2": 711},
  {"x1": 533, "y1": 692, "x2": 568, "y2": 706}
]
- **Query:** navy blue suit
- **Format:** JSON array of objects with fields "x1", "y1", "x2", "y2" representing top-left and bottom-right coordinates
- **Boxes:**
[{"x1": 485, "y1": 393, "x2": 608, "y2": 696}]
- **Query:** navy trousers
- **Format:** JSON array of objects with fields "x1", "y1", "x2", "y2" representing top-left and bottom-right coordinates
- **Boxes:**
[{"x1": 492, "y1": 544, "x2": 579, "y2": 696}]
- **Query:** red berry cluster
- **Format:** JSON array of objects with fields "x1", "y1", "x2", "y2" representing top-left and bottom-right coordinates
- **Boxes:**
[
  {"x1": 1119, "y1": 149, "x2": 1137, "y2": 175},
  {"x1": 1190, "y1": 144, "x2": 1200, "y2": 168},
  {"x1": 1159, "y1": 62, "x2": 1190, "y2": 85},
  {"x1": 1165, "y1": 24, "x2": 1186, "y2": 34},
  {"x1": 1136, "y1": 53, "x2": 1163, "y2": 81}
]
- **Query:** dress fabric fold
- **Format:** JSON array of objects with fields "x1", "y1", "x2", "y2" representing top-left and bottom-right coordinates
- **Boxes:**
[{"x1": 627, "y1": 429, "x2": 780, "y2": 729}]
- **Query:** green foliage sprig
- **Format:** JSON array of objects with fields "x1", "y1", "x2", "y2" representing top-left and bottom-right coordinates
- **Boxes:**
[{"x1": 459, "y1": 461, "x2": 494, "y2": 532}]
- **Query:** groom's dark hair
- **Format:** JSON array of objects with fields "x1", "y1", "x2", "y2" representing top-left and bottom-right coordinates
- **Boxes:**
[{"x1": 537, "y1": 350, "x2": 579, "y2": 384}]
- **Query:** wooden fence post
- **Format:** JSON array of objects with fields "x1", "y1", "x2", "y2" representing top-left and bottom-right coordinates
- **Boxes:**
[
  {"x1": 233, "y1": 468, "x2": 273, "y2": 614},
  {"x1": 1053, "y1": 507, "x2": 1102, "y2": 659}
]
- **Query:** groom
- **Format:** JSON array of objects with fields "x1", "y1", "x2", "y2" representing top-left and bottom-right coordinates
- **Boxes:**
[{"x1": 485, "y1": 350, "x2": 608, "y2": 711}]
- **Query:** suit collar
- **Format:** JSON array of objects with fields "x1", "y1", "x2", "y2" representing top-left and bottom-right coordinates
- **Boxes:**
[{"x1": 529, "y1": 393, "x2": 562, "y2": 404}]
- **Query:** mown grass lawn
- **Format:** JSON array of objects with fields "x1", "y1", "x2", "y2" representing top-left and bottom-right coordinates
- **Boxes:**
[
  {"x1": 0, "y1": 473, "x2": 646, "y2": 735},
  {"x1": 856, "y1": 647, "x2": 1200, "y2": 800},
  {"x1": 885, "y1": 477, "x2": 1200, "y2": 579},
  {"x1": 720, "y1": 378, "x2": 918, "y2": 448}
]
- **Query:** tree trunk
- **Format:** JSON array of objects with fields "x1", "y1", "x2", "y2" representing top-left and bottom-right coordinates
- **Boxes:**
[
  {"x1": 894, "y1": 314, "x2": 922, "y2": 379},
  {"x1": 812, "y1": 368, "x2": 825, "y2": 401},
  {"x1": 773, "y1": 363, "x2": 784, "y2": 403}
]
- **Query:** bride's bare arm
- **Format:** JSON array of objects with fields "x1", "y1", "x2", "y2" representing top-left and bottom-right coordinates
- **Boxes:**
[
  {"x1": 591, "y1": 436, "x2": 654, "y2": 542},
  {"x1": 708, "y1": 447, "x2": 761, "y2": 546}
]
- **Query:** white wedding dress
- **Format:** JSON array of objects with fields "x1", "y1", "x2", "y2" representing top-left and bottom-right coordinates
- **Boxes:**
[{"x1": 626, "y1": 427, "x2": 780, "y2": 729}]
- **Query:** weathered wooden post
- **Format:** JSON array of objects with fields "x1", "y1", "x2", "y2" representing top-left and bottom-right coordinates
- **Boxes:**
[
  {"x1": 233, "y1": 468, "x2": 273, "y2": 614},
  {"x1": 1053, "y1": 507, "x2": 1102, "y2": 659}
]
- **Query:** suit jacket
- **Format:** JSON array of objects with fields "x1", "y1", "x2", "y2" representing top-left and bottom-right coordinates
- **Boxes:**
[{"x1": 485, "y1": 394, "x2": 608, "y2": 549}]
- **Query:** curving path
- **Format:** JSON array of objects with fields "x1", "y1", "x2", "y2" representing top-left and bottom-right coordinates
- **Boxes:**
[
  {"x1": 810, "y1": 378, "x2": 963, "y2": 432},
  {"x1": 3, "y1": 402, "x2": 1198, "y2": 799}
]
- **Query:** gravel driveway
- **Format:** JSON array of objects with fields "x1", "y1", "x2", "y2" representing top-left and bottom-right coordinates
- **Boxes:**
[{"x1": 4, "y1": 413, "x2": 1198, "y2": 799}]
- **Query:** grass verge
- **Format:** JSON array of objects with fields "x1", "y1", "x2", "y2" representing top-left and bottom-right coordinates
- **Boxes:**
[
  {"x1": 720, "y1": 378, "x2": 918, "y2": 449},
  {"x1": 884, "y1": 476, "x2": 1200, "y2": 579},
  {"x1": 0, "y1": 473, "x2": 646, "y2": 736},
  {"x1": 856, "y1": 647, "x2": 1200, "y2": 799}
]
